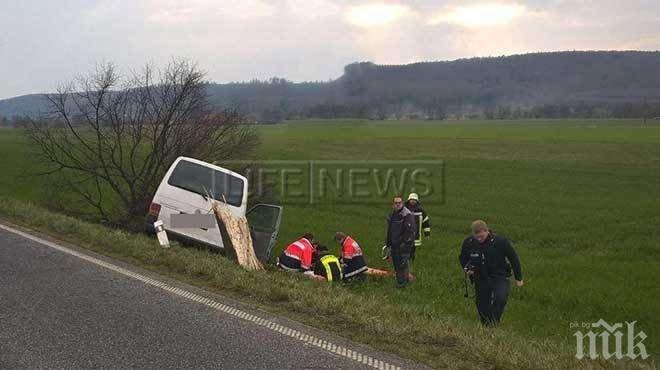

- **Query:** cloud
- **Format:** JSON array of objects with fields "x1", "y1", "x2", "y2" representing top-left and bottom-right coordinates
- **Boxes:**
[
  {"x1": 286, "y1": 0, "x2": 342, "y2": 20},
  {"x1": 344, "y1": 3, "x2": 415, "y2": 28},
  {"x1": 145, "y1": 0, "x2": 276, "y2": 25},
  {"x1": 429, "y1": 3, "x2": 527, "y2": 28},
  {"x1": 619, "y1": 35, "x2": 660, "y2": 50},
  {"x1": 3, "y1": 0, "x2": 660, "y2": 99}
]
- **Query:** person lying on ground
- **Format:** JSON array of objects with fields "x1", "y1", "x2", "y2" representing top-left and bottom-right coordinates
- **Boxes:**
[{"x1": 312, "y1": 244, "x2": 343, "y2": 282}]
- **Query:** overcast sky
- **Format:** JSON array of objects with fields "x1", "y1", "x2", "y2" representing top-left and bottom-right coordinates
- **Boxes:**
[{"x1": 1, "y1": 0, "x2": 659, "y2": 99}]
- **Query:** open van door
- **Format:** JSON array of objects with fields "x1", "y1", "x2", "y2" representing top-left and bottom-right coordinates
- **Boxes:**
[{"x1": 246, "y1": 204, "x2": 282, "y2": 264}]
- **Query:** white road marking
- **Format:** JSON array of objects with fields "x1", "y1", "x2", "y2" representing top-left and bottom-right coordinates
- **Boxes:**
[{"x1": 0, "y1": 223, "x2": 401, "y2": 370}]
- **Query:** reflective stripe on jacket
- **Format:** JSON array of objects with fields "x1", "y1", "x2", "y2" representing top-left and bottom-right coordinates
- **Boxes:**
[
  {"x1": 341, "y1": 236, "x2": 363, "y2": 259},
  {"x1": 405, "y1": 201, "x2": 430, "y2": 246},
  {"x1": 340, "y1": 236, "x2": 367, "y2": 278},
  {"x1": 283, "y1": 237, "x2": 315, "y2": 270},
  {"x1": 318, "y1": 254, "x2": 343, "y2": 282},
  {"x1": 413, "y1": 212, "x2": 423, "y2": 246}
]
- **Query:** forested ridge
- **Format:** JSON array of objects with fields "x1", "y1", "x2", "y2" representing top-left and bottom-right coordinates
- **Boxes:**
[{"x1": 3, "y1": 51, "x2": 660, "y2": 124}]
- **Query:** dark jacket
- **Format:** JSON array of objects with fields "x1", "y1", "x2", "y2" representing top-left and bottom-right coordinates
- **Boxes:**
[
  {"x1": 405, "y1": 201, "x2": 431, "y2": 242},
  {"x1": 459, "y1": 233, "x2": 523, "y2": 281},
  {"x1": 313, "y1": 252, "x2": 342, "y2": 282},
  {"x1": 386, "y1": 207, "x2": 415, "y2": 255}
]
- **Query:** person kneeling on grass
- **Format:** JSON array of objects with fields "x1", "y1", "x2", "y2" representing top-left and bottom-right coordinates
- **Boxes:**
[
  {"x1": 278, "y1": 233, "x2": 317, "y2": 277},
  {"x1": 334, "y1": 232, "x2": 368, "y2": 281},
  {"x1": 459, "y1": 220, "x2": 523, "y2": 326}
]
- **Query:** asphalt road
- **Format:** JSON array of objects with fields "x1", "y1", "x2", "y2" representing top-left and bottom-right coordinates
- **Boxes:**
[{"x1": 0, "y1": 226, "x2": 421, "y2": 369}]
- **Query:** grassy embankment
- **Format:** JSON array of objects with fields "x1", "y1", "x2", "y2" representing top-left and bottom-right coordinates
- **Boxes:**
[{"x1": 1, "y1": 119, "x2": 658, "y2": 368}]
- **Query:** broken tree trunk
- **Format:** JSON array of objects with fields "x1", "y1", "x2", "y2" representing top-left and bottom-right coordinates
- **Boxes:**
[{"x1": 212, "y1": 201, "x2": 264, "y2": 271}]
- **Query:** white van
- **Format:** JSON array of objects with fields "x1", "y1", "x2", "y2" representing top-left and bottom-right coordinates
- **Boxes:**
[{"x1": 146, "y1": 156, "x2": 282, "y2": 263}]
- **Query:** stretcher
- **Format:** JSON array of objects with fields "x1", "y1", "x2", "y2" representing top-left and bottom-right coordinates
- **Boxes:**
[{"x1": 366, "y1": 267, "x2": 416, "y2": 280}]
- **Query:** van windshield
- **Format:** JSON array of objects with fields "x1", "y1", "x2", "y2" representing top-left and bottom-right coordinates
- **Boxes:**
[{"x1": 167, "y1": 160, "x2": 244, "y2": 207}]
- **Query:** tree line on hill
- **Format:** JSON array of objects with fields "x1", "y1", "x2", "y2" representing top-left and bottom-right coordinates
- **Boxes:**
[
  {"x1": 3, "y1": 51, "x2": 660, "y2": 123},
  {"x1": 215, "y1": 51, "x2": 660, "y2": 122}
]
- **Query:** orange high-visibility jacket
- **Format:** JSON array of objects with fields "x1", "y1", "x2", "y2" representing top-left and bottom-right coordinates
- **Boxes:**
[
  {"x1": 284, "y1": 238, "x2": 315, "y2": 270},
  {"x1": 341, "y1": 236, "x2": 363, "y2": 260}
]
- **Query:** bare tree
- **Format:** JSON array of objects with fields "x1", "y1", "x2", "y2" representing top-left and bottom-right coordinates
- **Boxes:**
[{"x1": 27, "y1": 59, "x2": 258, "y2": 229}]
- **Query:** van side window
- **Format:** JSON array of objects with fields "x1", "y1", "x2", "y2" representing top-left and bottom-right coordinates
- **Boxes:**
[{"x1": 167, "y1": 160, "x2": 244, "y2": 206}]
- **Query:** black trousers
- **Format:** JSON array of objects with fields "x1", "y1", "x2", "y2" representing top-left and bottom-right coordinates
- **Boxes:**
[
  {"x1": 392, "y1": 253, "x2": 410, "y2": 287},
  {"x1": 474, "y1": 277, "x2": 510, "y2": 326},
  {"x1": 277, "y1": 253, "x2": 302, "y2": 272},
  {"x1": 343, "y1": 255, "x2": 367, "y2": 280}
]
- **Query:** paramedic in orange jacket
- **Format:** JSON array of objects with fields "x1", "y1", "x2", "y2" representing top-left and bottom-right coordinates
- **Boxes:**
[
  {"x1": 278, "y1": 233, "x2": 317, "y2": 276},
  {"x1": 334, "y1": 232, "x2": 368, "y2": 280}
]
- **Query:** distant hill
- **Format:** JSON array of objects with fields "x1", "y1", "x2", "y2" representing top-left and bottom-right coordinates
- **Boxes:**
[
  {"x1": 0, "y1": 94, "x2": 50, "y2": 120},
  {"x1": 338, "y1": 51, "x2": 660, "y2": 117},
  {"x1": 3, "y1": 51, "x2": 660, "y2": 122}
]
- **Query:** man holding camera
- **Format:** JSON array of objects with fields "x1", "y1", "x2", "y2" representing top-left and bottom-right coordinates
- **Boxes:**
[{"x1": 459, "y1": 220, "x2": 523, "y2": 326}]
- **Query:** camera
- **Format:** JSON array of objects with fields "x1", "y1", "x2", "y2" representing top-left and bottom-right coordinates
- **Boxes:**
[
  {"x1": 463, "y1": 251, "x2": 484, "y2": 298},
  {"x1": 464, "y1": 251, "x2": 484, "y2": 273}
]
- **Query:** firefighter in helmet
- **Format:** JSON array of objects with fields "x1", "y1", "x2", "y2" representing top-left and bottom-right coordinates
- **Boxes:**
[{"x1": 404, "y1": 193, "x2": 430, "y2": 260}]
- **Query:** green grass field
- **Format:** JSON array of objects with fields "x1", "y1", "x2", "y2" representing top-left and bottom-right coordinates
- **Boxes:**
[
  {"x1": 1, "y1": 119, "x2": 659, "y2": 367},
  {"x1": 261, "y1": 119, "x2": 660, "y2": 357}
]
